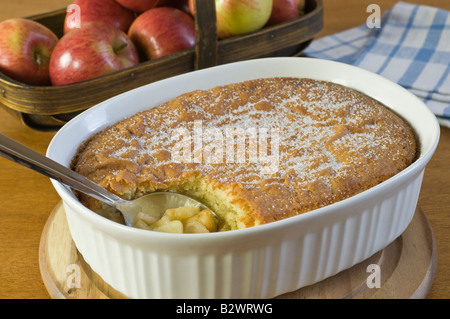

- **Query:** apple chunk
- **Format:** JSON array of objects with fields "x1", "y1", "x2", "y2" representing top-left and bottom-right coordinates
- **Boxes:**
[
  {"x1": 49, "y1": 22, "x2": 139, "y2": 86},
  {"x1": 0, "y1": 18, "x2": 58, "y2": 86}
]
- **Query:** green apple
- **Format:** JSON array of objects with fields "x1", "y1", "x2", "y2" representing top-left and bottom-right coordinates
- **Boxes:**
[
  {"x1": 216, "y1": 0, "x2": 273, "y2": 38},
  {"x1": 189, "y1": 0, "x2": 273, "y2": 39}
]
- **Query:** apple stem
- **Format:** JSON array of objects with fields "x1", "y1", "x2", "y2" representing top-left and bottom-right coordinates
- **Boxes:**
[
  {"x1": 34, "y1": 51, "x2": 43, "y2": 67},
  {"x1": 114, "y1": 42, "x2": 128, "y2": 55}
]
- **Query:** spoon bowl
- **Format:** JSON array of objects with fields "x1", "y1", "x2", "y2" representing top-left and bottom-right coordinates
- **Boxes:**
[
  {"x1": 116, "y1": 192, "x2": 211, "y2": 226},
  {"x1": 0, "y1": 132, "x2": 213, "y2": 227}
]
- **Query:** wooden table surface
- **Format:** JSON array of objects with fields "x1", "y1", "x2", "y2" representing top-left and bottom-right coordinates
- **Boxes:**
[{"x1": 0, "y1": 0, "x2": 449, "y2": 299}]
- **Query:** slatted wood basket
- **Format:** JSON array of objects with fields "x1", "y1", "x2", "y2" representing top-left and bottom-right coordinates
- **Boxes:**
[{"x1": 0, "y1": 0, "x2": 323, "y2": 130}]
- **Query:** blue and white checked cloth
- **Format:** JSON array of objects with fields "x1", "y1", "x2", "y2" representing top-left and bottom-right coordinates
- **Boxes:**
[{"x1": 304, "y1": 1, "x2": 450, "y2": 127}]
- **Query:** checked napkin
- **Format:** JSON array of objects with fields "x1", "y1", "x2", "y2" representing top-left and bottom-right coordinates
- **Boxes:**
[{"x1": 303, "y1": 1, "x2": 450, "y2": 127}]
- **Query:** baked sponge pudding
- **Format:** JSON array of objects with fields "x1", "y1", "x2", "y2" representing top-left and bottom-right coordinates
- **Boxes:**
[{"x1": 71, "y1": 77, "x2": 418, "y2": 232}]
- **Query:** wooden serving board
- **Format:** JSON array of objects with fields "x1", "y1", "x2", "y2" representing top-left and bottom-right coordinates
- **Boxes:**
[{"x1": 39, "y1": 203, "x2": 437, "y2": 299}]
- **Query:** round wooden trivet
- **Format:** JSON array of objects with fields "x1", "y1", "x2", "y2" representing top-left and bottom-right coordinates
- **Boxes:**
[{"x1": 39, "y1": 202, "x2": 436, "y2": 299}]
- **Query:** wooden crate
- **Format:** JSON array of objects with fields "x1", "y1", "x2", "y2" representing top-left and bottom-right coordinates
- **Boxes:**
[{"x1": 0, "y1": 0, "x2": 323, "y2": 130}]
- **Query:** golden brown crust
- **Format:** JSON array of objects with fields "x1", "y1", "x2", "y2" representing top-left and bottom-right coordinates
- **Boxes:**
[{"x1": 72, "y1": 78, "x2": 417, "y2": 229}]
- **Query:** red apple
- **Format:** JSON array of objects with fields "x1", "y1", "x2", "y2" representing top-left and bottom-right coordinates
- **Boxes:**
[
  {"x1": 115, "y1": 0, "x2": 160, "y2": 13},
  {"x1": 159, "y1": 0, "x2": 191, "y2": 15},
  {"x1": 64, "y1": 0, "x2": 135, "y2": 34},
  {"x1": 128, "y1": 7, "x2": 195, "y2": 60},
  {"x1": 50, "y1": 22, "x2": 139, "y2": 86},
  {"x1": 266, "y1": 0, "x2": 305, "y2": 26},
  {"x1": 0, "y1": 18, "x2": 58, "y2": 86},
  {"x1": 157, "y1": 0, "x2": 176, "y2": 5},
  {"x1": 189, "y1": 0, "x2": 273, "y2": 39},
  {"x1": 187, "y1": 0, "x2": 195, "y2": 15}
]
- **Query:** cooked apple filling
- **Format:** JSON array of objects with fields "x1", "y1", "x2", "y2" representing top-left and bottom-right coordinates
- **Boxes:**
[{"x1": 132, "y1": 206, "x2": 218, "y2": 233}]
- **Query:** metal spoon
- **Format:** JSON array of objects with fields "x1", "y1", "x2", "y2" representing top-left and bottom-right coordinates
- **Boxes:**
[{"x1": 0, "y1": 133, "x2": 211, "y2": 226}]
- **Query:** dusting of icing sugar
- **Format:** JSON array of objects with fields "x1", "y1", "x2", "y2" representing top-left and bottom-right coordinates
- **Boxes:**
[{"x1": 82, "y1": 78, "x2": 412, "y2": 193}]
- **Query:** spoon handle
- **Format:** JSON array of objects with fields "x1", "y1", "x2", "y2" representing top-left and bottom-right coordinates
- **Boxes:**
[{"x1": 0, "y1": 133, "x2": 121, "y2": 206}]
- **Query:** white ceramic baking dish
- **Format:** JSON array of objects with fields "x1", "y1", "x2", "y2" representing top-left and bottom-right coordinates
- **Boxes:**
[{"x1": 47, "y1": 57, "x2": 440, "y2": 299}]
